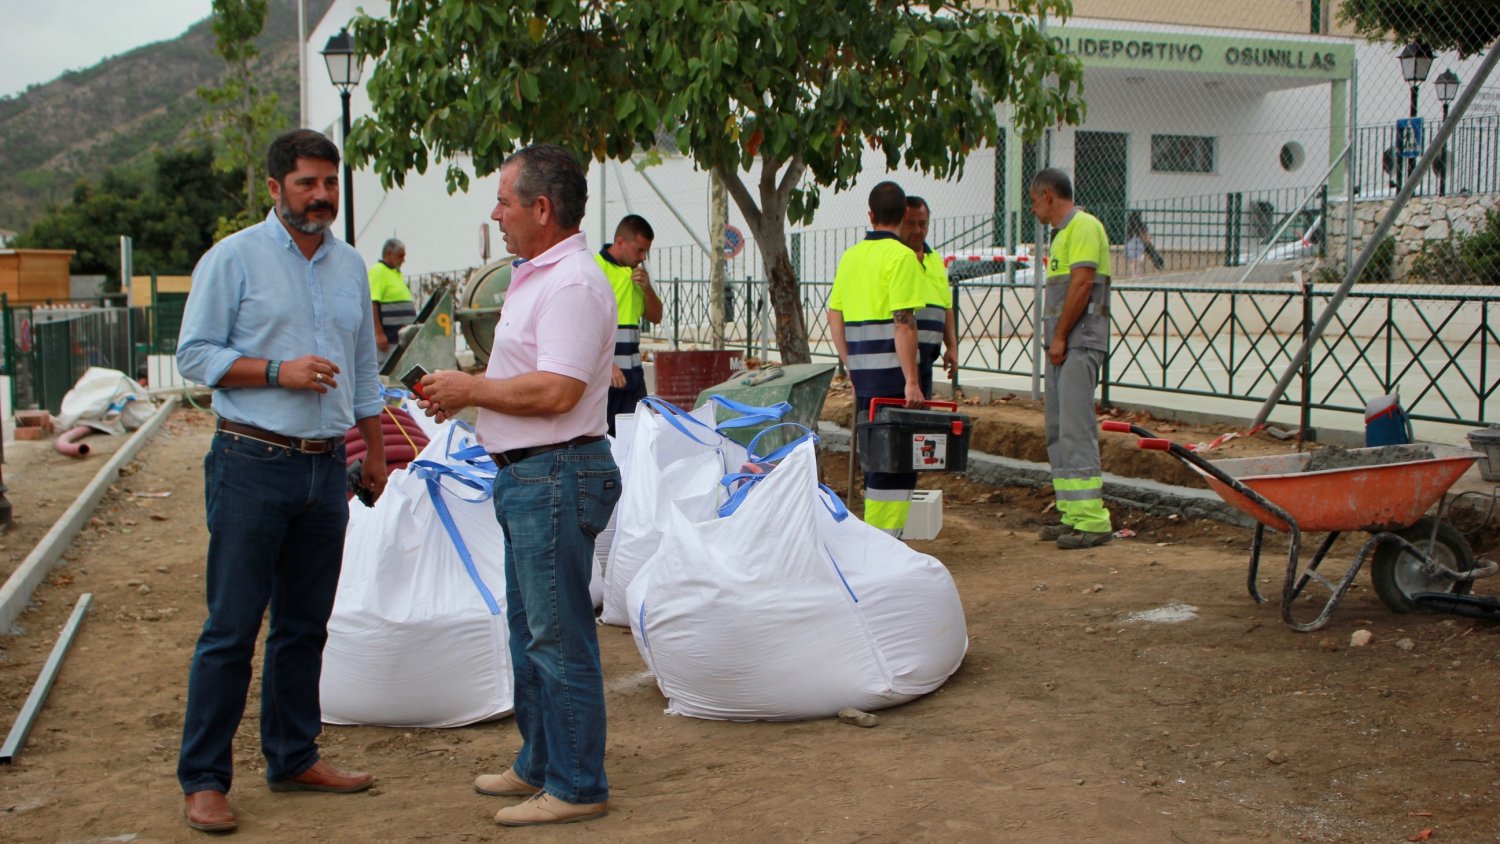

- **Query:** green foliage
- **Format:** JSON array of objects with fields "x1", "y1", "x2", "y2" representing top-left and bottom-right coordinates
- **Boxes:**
[
  {"x1": 1312, "y1": 236, "x2": 1396, "y2": 284},
  {"x1": 1410, "y1": 207, "x2": 1500, "y2": 284},
  {"x1": 348, "y1": 0, "x2": 1085, "y2": 360},
  {"x1": 198, "y1": 0, "x2": 280, "y2": 218},
  {"x1": 11, "y1": 146, "x2": 242, "y2": 279},
  {"x1": 1338, "y1": 0, "x2": 1500, "y2": 57},
  {"x1": 1364, "y1": 235, "x2": 1397, "y2": 283}
]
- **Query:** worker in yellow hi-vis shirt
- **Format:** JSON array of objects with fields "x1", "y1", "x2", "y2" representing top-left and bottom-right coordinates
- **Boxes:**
[
  {"x1": 1029, "y1": 169, "x2": 1114, "y2": 550},
  {"x1": 594, "y1": 215, "x2": 663, "y2": 436},
  {"x1": 828, "y1": 181, "x2": 927, "y2": 537}
]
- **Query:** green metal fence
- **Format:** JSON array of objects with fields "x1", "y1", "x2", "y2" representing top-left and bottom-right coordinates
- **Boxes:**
[
  {"x1": 641, "y1": 275, "x2": 1500, "y2": 431},
  {"x1": 1, "y1": 295, "x2": 156, "y2": 413}
]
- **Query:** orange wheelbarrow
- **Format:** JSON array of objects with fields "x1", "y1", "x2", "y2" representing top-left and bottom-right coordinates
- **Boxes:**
[{"x1": 1103, "y1": 421, "x2": 1499, "y2": 632}]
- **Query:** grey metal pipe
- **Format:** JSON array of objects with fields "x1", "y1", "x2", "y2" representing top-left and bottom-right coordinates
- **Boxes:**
[{"x1": 1252, "y1": 35, "x2": 1500, "y2": 430}]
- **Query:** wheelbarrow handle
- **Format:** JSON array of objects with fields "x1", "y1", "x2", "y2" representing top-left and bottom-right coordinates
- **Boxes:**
[{"x1": 1140, "y1": 438, "x2": 1174, "y2": 451}]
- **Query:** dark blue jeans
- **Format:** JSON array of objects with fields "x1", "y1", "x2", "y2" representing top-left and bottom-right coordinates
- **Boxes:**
[
  {"x1": 492, "y1": 439, "x2": 620, "y2": 804},
  {"x1": 178, "y1": 432, "x2": 350, "y2": 794}
]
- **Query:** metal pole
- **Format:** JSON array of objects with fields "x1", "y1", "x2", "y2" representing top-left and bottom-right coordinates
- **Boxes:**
[
  {"x1": 1346, "y1": 58, "x2": 1357, "y2": 271},
  {"x1": 1440, "y1": 102, "x2": 1450, "y2": 196},
  {"x1": 1029, "y1": 9, "x2": 1049, "y2": 402},
  {"x1": 0, "y1": 594, "x2": 92, "y2": 763},
  {"x1": 1253, "y1": 33, "x2": 1500, "y2": 430},
  {"x1": 0, "y1": 292, "x2": 9, "y2": 532},
  {"x1": 341, "y1": 90, "x2": 355, "y2": 246}
]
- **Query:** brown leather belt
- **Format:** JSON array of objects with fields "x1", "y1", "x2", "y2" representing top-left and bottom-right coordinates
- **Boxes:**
[
  {"x1": 217, "y1": 419, "x2": 342, "y2": 454},
  {"x1": 491, "y1": 434, "x2": 606, "y2": 468}
]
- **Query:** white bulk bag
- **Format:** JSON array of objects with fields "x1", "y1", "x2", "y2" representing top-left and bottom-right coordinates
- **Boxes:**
[
  {"x1": 57, "y1": 366, "x2": 155, "y2": 434},
  {"x1": 321, "y1": 423, "x2": 513, "y2": 728},
  {"x1": 627, "y1": 440, "x2": 967, "y2": 721},
  {"x1": 600, "y1": 399, "x2": 748, "y2": 626}
]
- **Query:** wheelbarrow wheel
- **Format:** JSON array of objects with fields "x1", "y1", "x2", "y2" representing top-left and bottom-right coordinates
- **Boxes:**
[{"x1": 1370, "y1": 518, "x2": 1476, "y2": 613}]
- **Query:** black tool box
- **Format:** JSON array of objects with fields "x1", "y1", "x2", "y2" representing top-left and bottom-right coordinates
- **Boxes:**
[{"x1": 857, "y1": 399, "x2": 971, "y2": 473}]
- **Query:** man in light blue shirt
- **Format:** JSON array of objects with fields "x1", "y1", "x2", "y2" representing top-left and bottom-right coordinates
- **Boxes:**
[{"x1": 175, "y1": 129, "x2": 386, "y2": 833}]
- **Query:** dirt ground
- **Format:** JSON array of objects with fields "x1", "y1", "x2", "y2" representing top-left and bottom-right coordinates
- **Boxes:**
[{"x1": 2, "y1": 397, "x2": 1499, "y2": 843}]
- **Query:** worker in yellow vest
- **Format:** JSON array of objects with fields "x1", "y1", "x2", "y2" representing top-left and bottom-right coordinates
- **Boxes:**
[
  {"x1": 1030, "y1": 169, "x2": 1114, "y2": 550},
  {"x1": 368, "y1": 238, "x2": 415, "y2": 355},
  {"x1": 899, "y1": 195, "x2": 958, "y2": 399},
  {"x1": 594, "y1": 215, "x2": 662, "y2": 435},
  {"x1": 829, "y1": 181, "x2": 926, "y2": 537}
]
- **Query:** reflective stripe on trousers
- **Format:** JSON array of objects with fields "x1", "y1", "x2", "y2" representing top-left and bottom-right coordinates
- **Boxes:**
[
  {"x1": 1044, "y1": 347, "x2": 1112, "y2": 534},
  {"x1": 857, "y1": 392, "x2": 914, "y2": 537}
]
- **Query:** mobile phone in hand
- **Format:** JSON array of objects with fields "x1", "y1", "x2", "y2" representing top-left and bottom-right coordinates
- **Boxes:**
[{"x1": 400, "y1": 364, "x2": 430, "y2": 399}]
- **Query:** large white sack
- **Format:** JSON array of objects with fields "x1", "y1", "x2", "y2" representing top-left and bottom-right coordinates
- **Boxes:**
[
  {"x1": 600, "y1": 400, "x2": 746, "y2": 626},
  {"x1": 56, "y1": 366, "x2": 155, "y2": 434},
  {"x1": 627, "y1": 440, "x2": 967, "y2": 721},
  {"x1": 321, "y1": 423, "x2": 513, "y2": 728}
]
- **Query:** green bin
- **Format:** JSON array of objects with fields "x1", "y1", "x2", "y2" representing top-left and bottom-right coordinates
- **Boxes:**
[{"x1": 695, "y1": 363, "x2": 837, "y2": 455}]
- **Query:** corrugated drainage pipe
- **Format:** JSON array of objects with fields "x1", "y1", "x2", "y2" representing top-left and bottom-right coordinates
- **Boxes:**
[{"x1": 55, "y1": 426, "x2": 96, "y2": 458}]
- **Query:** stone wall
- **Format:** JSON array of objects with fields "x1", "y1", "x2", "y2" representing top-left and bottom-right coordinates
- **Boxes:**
[{"x1": 1325, "y1": 194, "x2": 1497, "y2": 280}]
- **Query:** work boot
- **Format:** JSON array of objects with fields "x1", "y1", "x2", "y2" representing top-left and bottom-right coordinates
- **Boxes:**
[
  {"x1": 1057, "y1": 529, "x2": 1113, "y2": 550},
  {"x1": 1037, "y1": 523, "x2": 1073, "y2": 541}
]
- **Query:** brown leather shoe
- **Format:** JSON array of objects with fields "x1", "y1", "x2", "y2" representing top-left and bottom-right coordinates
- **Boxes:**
[
  {"x1": 184, "y1": 790, "x2": 237, "y2": 833},
  {"x1": 494, "y1": 792, "x2": 607, "y2": 827},
  {"x1": 474, "y1": 767, "x2": 542, "y2": 797},
  {"x1": 267, "y1": 758, "x2": 374, "y2": 793}
]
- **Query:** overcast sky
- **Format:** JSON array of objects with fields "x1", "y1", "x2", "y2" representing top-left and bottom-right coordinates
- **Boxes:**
[{"x1": 0, "y1": 1, "x2": 213, "y2": 98}]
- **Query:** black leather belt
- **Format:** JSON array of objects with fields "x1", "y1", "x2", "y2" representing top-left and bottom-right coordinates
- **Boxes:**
[
  {"x1": 217, "y1": 419, "x2": 342, "y2": 454},
  {"x1": 491, "y1": 434, "x2": 606, "y2": 468}
]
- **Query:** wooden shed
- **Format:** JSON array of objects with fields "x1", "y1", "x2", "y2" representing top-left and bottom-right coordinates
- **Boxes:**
[{"x1": 0, "y1": 249, "x2": 75, "y2": 304}]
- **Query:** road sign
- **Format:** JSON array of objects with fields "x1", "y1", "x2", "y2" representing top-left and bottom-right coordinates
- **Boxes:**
[
  {"x1": 723, "y1": 225, "x2": 745, "y2": 259},
  {"x1": 1396, "y1": 117, "x2": 1424, "y2": 159}
]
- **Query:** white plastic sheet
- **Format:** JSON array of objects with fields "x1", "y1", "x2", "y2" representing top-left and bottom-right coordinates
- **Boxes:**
[
  {"x1": 627, "y1": 440, "x2": 968, "y2": 721},
  {"x1": 321, "y1": 424, "x2": 513, "y2": 728}
]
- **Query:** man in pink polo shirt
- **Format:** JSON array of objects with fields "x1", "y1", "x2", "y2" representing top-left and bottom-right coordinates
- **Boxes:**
[{"x1": 419, "y1": 144, "x2": 620, "y2": 828}]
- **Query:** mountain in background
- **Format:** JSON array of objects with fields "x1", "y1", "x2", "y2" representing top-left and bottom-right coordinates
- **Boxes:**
[{"x1": 0, "y1": 0, "x2": 334, "y2": 235}]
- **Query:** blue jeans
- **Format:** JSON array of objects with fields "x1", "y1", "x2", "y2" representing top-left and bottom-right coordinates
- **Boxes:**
[
  {"x1": 178, "y1": 432, "x2": 350, "y2": 794},
  {"x1": 492, "y1": 439, "x2": 620, "y2": 804}
]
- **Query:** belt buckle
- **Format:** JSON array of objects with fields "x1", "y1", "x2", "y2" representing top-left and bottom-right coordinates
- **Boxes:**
[{"x1": 293, "y1": 436, "x2": 331, "y2": 454}]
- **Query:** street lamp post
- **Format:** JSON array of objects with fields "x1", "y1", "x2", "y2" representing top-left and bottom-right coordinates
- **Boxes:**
[
  {"x1": 1397, "y1": 42, "x2": 1434, "y2": 189},
  {"x1": 1435, "y1": 69, "x2": 1461, "y2": 196},
  {"x1": 320, "y1": 28, "x2": 363, "y2": 246}
]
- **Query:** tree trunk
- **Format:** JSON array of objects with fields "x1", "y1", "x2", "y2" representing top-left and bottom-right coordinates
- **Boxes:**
[
  {"x1": 708, "y1": 172, "x2": 727, "y2": 349},
  {"x1": 717, "y1": 159, "x2": 812, "y2": 364},
  {"x1": 756, "y1": 233, "x2": 810, "y2": 364}
]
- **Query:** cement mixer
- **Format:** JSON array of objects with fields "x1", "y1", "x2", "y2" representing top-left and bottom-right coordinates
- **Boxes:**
[{"x1": 379, "y1": 258, "x2": 513, "y2": 379}]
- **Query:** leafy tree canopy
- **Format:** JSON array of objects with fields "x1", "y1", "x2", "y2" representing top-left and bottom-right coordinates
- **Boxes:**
[
  {"x1": 198, "y1": 0, "x2": 282, "y2": 218},
  {"x1": 1339, "y1": 0, "x2": 1500, "y2": 57},
  {"x1": 13, "y1": 146, "x2": 242, "y2": 282},
  {"x1": 348, "y1": 0, "x2": 1084, "y2": 361}
]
